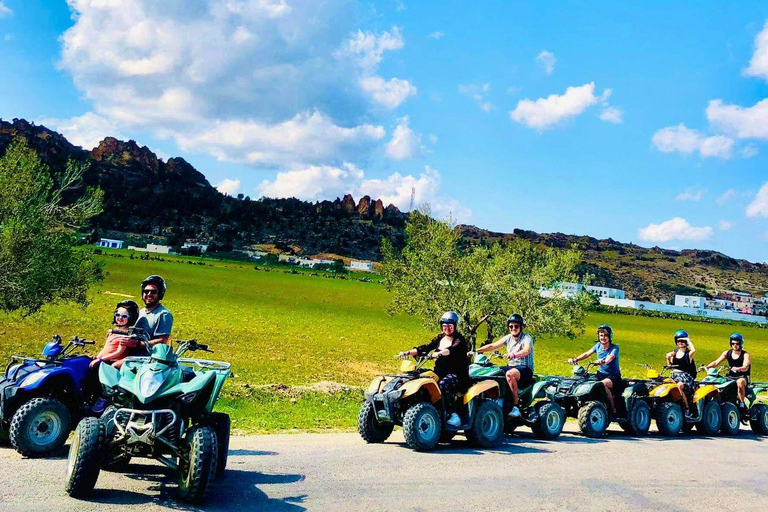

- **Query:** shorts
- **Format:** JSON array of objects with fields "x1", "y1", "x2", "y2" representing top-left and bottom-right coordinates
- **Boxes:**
[
  {"x1": 727, "y1": 374, "x2": 750, "y2": 384},
  {"x1": 501, "y1": 365, "x2": 534, "y2": 389},
  {"x1": 596, "y1": 371, "x2": 622, "y2": 394},
  {"x1": 671, "y1": 371, "x2": 695, "y2": 397}
]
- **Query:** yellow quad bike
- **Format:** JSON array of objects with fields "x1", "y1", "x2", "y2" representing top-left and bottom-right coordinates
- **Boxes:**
[
  {"x1": 358, "y1": 355, "x2": 504, "y2": 451},
  {"x1": 645, "y1": 365, "x2": 722, "y2": 436}
]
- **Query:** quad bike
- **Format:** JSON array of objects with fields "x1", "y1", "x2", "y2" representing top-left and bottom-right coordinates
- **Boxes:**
[
  {"x1": 548, "y1": 362, "x2": 652, "y2": 438},
  {"x1": 65, "y1": 330, "x2": 232, "y2": 505},
  {"x1": 358, "y1": 354, "x2": 504, "y2": 451},
  {"x1": 0, "y1": 335, "x2": 97, "y2": 457},
  {"x1": 698, "y1": 365, "x2": 768, "y2": 436},
  {"x1": 469, "y1": 351, "x2": 565, "y2": 440},
  {"x1": 644, "y1": 365, "x2": 721, "y2": 437}
]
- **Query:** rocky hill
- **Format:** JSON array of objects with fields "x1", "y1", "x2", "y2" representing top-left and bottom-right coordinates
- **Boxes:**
[{"x1": 2, "y1": 118, "x2": 767, "y2": 301}]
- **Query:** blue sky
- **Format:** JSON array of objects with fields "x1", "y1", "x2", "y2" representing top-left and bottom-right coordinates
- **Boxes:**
[{"x1": 2, "y1": 1, "x2": 768, "y2": 262}]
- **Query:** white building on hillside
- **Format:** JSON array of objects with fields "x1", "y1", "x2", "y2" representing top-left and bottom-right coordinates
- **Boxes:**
[
  {"x1": 182, "y1": 241, "x2": 209, "y2": 252},
  {"x1": 98, "y1": 238, "x2": 123, "y2": 249},
  {"x1": 349, "y1": 261, "x2": 374, "y2": 272},
  {"x1": 586, "y1": 285, "x2": 626, "y2": 300},
  {"x1": 539, "y1": 282, "x2": 626, "y2": 300},
  {"x1": 674, "y1": 295, "x2": 707, "y2": 309}
]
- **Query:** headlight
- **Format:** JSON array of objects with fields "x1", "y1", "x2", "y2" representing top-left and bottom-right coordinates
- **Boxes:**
[
  {"x1": 575, "y1": 383, "x2": 592, "y2": 395},
  {"x1": 139, "y1": 372, "x2": 165, "y2": 397},
  {"x1": 20, "y1": 372, "x2": 47, "y2": 389}
]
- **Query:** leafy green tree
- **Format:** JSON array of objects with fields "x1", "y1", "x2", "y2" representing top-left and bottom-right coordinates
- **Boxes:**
[
  {"x1": 381, "y1": 210, "x2": 593, "y2": 347},
  {"x1": 0, "y1": 141, "x2": 103, "y2": 313}
]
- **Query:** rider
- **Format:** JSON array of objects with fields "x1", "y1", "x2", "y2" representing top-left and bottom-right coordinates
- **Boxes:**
[
  {"x1": 398, "y1": 311, "x2": 470, "y2": 428},
  {"x1": 666, "y1": 330, "x2": 697, "y2": 419},
  {"x1": 706, "y1": 333, "x2": 751, "y2": 409},
  {"x1": 476, "y1": 313, "x2": 533, "y2": 418},
  {"x1": 568, "y1": 325, "x2": 621, "y2": 415},
  {"x1": 134, "y1": 275, "x2": 174, "y2": 350}
]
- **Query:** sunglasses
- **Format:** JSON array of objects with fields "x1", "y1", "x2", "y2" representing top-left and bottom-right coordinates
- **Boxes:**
[
  {"x1": 676, "y1": 340, "x2": 687, "y2": 344},
  {"x1": 114, "y1": 313, "x2": 130, "y2": 320},
  {"x1": 731, "y1": 342, "x2": 741, "y2": 346},
  {"x1": 508, "y1": 324, "x2": 522, "y2": 329},
  {"x1": 142, "y1": 289, "x2": 159, "y2": 295}
]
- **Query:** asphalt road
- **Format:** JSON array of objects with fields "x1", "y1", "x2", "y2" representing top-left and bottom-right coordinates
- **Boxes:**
[{"x1": 1, "y1": 424, "x2": 768, "y2": 512}]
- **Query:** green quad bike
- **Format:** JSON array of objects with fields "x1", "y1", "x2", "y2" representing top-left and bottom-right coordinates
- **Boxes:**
[
  {"x1": 65, "y1": 331, "x2": 232, "y2": 505},
  {"x1": 469, "y1": 352, "x2": 565, "y2": 440},
  {"x1": 548, "y1": 362, "x2": 652, "y2": 438},
  {"x1": 358, "y1": 354, "x2": 504, "y2": 451},
  {"x1": 698, "y1": 366, "x2": 768, "y2": 436}
]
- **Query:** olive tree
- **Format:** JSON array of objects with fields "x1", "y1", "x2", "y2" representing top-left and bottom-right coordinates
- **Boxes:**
[
  {"x1": 0, "y1": 140, "x2": 103, "y2": 313},
  {"x1": 381, "y1": 210, "x2": 594, "y2": 347}
]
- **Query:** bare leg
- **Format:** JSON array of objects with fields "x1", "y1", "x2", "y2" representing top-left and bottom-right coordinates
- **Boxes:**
[
  {"x1": 602, "y1": 378, "x2": 616, "y2": 413},
  {"x1": 677, "y1": 382, "x2": 689, "y2": 410},
  {"x1": 506, "y1": 369, "x2": 521, "y2": 405},
  {"x1": 737, "y1": 378, "x2": 747, "y2": 404}
]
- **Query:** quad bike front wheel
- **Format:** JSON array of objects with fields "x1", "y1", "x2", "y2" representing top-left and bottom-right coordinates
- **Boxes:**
[
  {"x1": 720, "y1": 402, "x2": 740, "y2": 436},
  {"x1": 65, "y1": 417, "x2": 105, "y2": 498},
  {"x1": 357, "y1": 401, "x2": 394, "y2": 444},
  {"x1": 578, "y1": 401, "x2": 609, "y2": 438},
  {"x1": 402, "y1": 402, "x2": 441, "y2": 451},
  {"x1": 466, "y1": 399, "x2": 504, "y2": 448},
  {"x1": 178, "y1": 426, "x2": 219, "y2": 504},
  {"x1": 655, "y1": 402, "x2": 683, "y2": 436},
  {"x1": 697, "y1": 399, "x2": 722, "y2": 436},
  {"x1": 749, "y1": 404, "x2": 768, "y2": 436},
  {"x1": 10, "y1": 397, "x2": 71, "y2": 457},
  {"x1": 532, "y1": 401, "x2": 565, "y2": 440},
  {"x1": 620, "y1": 400, "x2": 651, "y2": 436},
  {"x1": 208, "y1": 412, "x2": 231, "y2": 478}
]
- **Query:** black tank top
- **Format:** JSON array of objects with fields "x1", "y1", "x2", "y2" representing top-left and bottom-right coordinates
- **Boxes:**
[
  {"x1": 727, "y1": 349, "x2": 750, "y2": 378},
  {"x1": 671, "y1": 350, "x2": 696, "y2": 377}
]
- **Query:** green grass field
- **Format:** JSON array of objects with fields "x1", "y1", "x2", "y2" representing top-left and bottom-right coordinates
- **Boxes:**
[{"x1": 1, "y1": 249, "x2": 766, "y2": 433}]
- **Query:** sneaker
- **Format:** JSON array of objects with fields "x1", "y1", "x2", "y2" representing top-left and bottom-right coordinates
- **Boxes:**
[
  {"x1": 507, "y1": 406, "x2": 522, "y2": 419},
  {"x1": 684, "y1": 410, "x2": 696, "y2": 421},
  {"x1": 446, "y1": 413, "x2": 461, "y2": 427},
  {"x1": 91, "y1": 398, "x2": 109, "y2": 415}
]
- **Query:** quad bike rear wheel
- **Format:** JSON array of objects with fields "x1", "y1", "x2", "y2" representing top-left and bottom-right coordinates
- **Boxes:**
[
  {"x1": 10, "y1": 397, "x2": 71, "y2": 457},
  {"x1": 532, "y1": 401, "x2": 565, "y2": 440},
  {"x1": 65, "y1": 417, "x2": 105, "y2": 498},
  {"x1": 696, "y1": 399, "x2": 722, "y2": 436},
  {"x1": 578, "y1": 401, "x2": 609, "y2": 438},
  {"x1": 749, "y1": 404, "x2": 768, "y2": 436},
  {"x1": 178, "y1": 426, "x2": 219, "y2": 504},
  {"x1": 720, "y1": 402, "x2": 740, "y2": 436},
  {"x1": 465, "y1": 400, "x2": 504, "y2": 448},
  {"x1": 402, "y1": 402, "x2": 441, "y2": 451},
  {"x1": 209, "y1": 412, "x2": 231, "y2": 478},
  {"x1": 357, "y1": 401, "x2": 394, "y2": 444},
  {"x1": 655, "y1": 402, "x2": 683, "y2": 436}
]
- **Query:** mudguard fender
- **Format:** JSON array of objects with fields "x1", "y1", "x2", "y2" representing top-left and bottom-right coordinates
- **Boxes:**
[
  {"x1": 18, "y1": 367, "x2": 77, "y2": 391},
  {"x1": 463, "y1": 380, "x2": 500, "y2": 404},
  {"x1": 650, "y1": 383, "x2": 682, "y2": 400},
  {"x1": 532, "y1": 379, "x2": 556, "y2": 399},
  {"x1": 366, "y1": 376, "x2": 387, "y2": 395},
  {"x1": 400, "y1": 378, "x2": 441, "y2": 403},
  {"x1": 622, "y1": 382, "x2": 648, "y2": 399},
  {"x1": 99, "y1": 363, "x2": 121, "y2": 390},
  {"x1": 693, "y1": 385, "x2": 719, "y2": 403}
]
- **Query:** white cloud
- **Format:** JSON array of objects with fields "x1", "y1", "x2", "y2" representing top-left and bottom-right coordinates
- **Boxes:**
[
  {"x1": 259, "y1": 162, "x2": 365, "y2": 200},
  {"x1": 718, "y1": 220, "x2": 733, "y2": 231},
  {"x1": 535, "y1": 50, "x2": 556, "y2": 75},
  {"x1": 706, "y1": 98, "x2": 768, "y2": 140},
  {"x1": 42, "y1": 112, "x2": 123, "y2": 150},
  {"x1": 0, "y1": 2, "x2": 11, "y2": 17},
  {"x1": 510, "y1": 82, "x2": 608, "y2": 130},
  {"x1": 675, "y1": 188, "x2": 704, "y2": 202},
  {"x1": 57, "y1": 1, "x2": 405, "y2": 168},
  {"x1": 741, "y1": 144, "x2": 759, "y2": 158},
  {"x1": 359, "y1": 76, "x2": 416, "y2": 109},
  {"x1": 747, "y1": 182, "x2": 768, "y2": 218},
  {"x1": 216, "y1": 178, "x2": 241, "y2": 196},
  {"x1": 428, "y1": 31, "x2": 444, "y2": 40},
  {"x1": 638, "y1": 217, "x2": 714, "y2": 242},
  {"x1": 459, "y1": 83, "x2": 493, "y2": 112},
  {"x1": 599, "y1": 106, "x2": 623, "y2": 124},
  {"x1": 651, "y1": 124, "x2": 734, "y2": 159},
  {"x1": 385, "y1": 116, "x2": 422, "y2": 160},
  {"x1": 716, "y1": 189, "x2": 738, "y2": 205},
  {"x1": 744, "y1": 20, "x2": 768, "y2": 81}
]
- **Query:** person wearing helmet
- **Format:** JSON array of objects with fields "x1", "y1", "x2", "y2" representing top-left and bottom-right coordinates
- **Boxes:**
[
  {"x1": 134, "y1": 275, "x2": 174, "y2": 349},
  {"x1": 476, "y1": 313, "x2": 534, "y2": 419},
  {"x1": 706, "y1": 333, "x2": 751, "y2": 408},
  {"x1": 398, "y1": 311, "x2": 470, "y2": 428},
  {"x1": 568, "y1": 325, "x2": 621, "y2": 415},
  {"x1": 666, "y1": 330, "x2": 697, "y2": 419}
]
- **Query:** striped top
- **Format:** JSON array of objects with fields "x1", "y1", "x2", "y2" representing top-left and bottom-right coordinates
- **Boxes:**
[{"x1": 502, "y1": 332, "x2": 534, "y2": 372}]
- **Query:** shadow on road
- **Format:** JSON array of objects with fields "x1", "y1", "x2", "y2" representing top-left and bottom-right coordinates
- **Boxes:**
[
  {"x1": 392, "y1": 438, "x2": 552, "y2": 455},
  {"x1": 228, "y1": 449, "x2": 280, "y2": 456}
]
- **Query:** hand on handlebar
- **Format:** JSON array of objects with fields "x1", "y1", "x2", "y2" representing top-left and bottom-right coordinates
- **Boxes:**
[{"x1": 567, "y1": 358, "x2": 577, "y2": 365}]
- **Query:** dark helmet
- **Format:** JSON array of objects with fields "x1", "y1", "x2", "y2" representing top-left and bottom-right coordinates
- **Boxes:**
[
  {"x1": 597, "y1": 324, "x2": 613, "y2": 341},
  {"x1": 439, "y1": 311, "x2": 460, "y2": 327},
  {"x1": 674, "y1": 330, "x2": 689, "y2": 341},
  {"x1": 507, "y1": 313, "x2": 525, "y2": 327},
  {"x1": 141, "y1": 275, "x2": 166, "y2": 300},
  {"x1": 114, "y1": 300, "x2": 140, "y2": 326},
  {"x1": 730, "y1": 333, "x2": 744, "y2": 348}
]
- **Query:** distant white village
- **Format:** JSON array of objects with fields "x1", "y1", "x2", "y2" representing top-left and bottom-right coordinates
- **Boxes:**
[{"x1": 541, "y1": 282, "x2": 768, "y2": 325}]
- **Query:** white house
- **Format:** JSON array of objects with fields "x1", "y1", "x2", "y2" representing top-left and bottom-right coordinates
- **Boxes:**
[
  {"x1": 539, "y1": 282, "x2": 626, "y2": 300},
  {"x1": 706, "y1": 298, "x2": 735, "y2": 311},
  {"x1": 98, "y1": 238, "x2": 123, "y2": 249},
  {"x1": 349, "y1": 261, "x2": 374, "y2": 272},
  {"x1": 586, "y1": 285, "x2": 626, "y2": 300},
  {"x1": 182, "y1": 241, "x2": 209, "y2": 253},
  {"x1": 674, "y1": 295, "x2": 707, "y2": 309}
]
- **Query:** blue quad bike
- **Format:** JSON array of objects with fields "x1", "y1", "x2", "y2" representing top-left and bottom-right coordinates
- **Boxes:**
[{"x1": 0, "y1": 335, "x2": 97, "y2": 457}]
